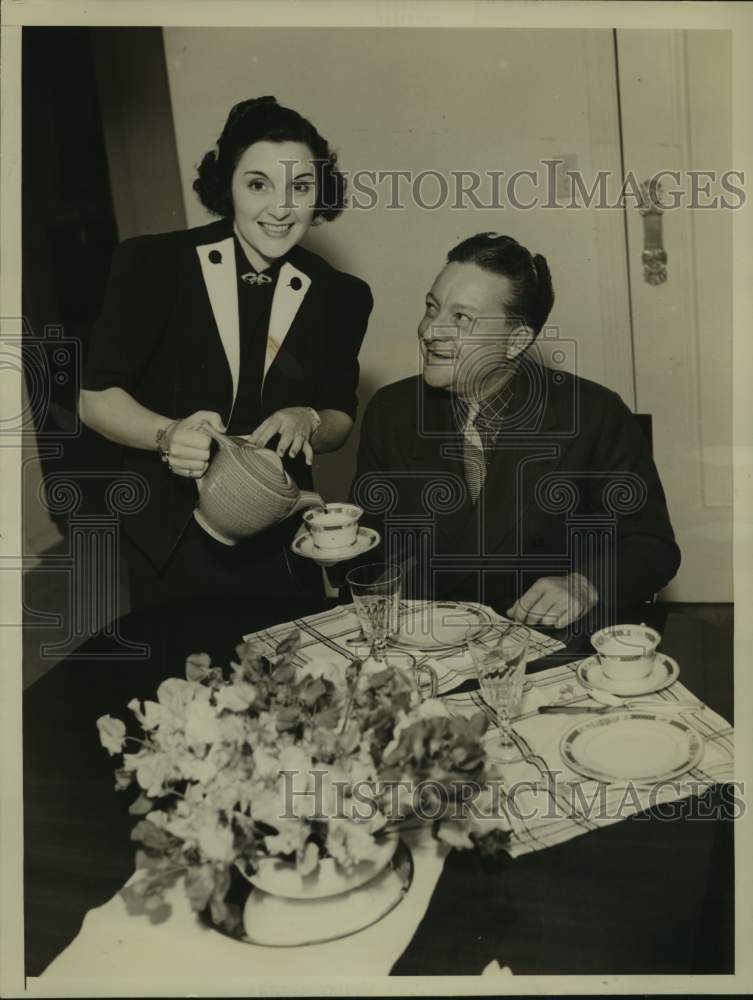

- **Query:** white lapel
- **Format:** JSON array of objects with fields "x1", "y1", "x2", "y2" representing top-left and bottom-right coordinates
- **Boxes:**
[
  {"x1": 264, "y1": 261, "x2": 311, "y2": 381},
  {"x1": 196, "y1": 237, "x2": 239, "y2": 403}
]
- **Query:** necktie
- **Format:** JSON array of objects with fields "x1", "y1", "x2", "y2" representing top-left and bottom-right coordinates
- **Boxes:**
[{"x1": 462, "y1": 400, "x2": 485, "y2": 503}]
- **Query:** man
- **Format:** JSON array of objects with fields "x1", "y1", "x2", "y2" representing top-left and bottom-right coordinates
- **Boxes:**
[{"x1": 352, "y1": 233, "x2": 680, "y2": 628}]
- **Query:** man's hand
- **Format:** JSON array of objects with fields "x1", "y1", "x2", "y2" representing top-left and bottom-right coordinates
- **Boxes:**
[
  {"x1": 506, "y1": 572, "x2": 598, "y2": 628},
  {"x1": 246, "y1": 407, "x2": 319, "y2": 465}
]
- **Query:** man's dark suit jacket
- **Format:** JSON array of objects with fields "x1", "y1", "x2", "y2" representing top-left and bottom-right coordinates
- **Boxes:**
[
  {"x1": 352, "y1": 360, "x2": 680, "y2": 616},
  {"x1": 82, "y1": 218, "x2": 373, "y2": 572}
]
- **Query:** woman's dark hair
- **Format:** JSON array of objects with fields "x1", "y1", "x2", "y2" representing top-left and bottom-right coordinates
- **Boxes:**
[
  {"x1": 447, "y1": 232, "x2": 554, "y2": 335},
  {"x1": 193, "y1": 96, "x2": 345, "y2": 221}
]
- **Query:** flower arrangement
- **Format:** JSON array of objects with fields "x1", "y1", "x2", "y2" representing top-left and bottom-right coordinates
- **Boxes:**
[{"x1": 97, "y1": 630, "x2": 510, "y2": 936}]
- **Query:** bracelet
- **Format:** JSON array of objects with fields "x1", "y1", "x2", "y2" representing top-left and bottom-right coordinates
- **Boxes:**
[
  {"x1": 155, "y1": 421, "x2": 176, "y2": 460},
  {"x1": 306, "y1": 407, "x2": 322, "y2": 437}
]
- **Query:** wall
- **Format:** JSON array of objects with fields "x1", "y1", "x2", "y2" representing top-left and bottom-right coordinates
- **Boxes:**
[
  {"x1": 162, "y1": 27, "x2": 634, "y2": 501},
  {"x1": 92, "y1": 27, "x2": 186, "y2": 240}
]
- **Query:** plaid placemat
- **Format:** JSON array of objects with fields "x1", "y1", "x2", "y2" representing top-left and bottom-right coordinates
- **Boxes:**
[
  {"x1": 444, "y1": 665, "x2": 735, "y2": 858},
  {"x1": 244, "y1": 603, "x2": 733, "y2": 860},
  {"x1": 244, "y1": 600, "x2": 565, "y2": 696},
  {"x1": 247, "y1": 604, "x2": 734, "y2": 859}
]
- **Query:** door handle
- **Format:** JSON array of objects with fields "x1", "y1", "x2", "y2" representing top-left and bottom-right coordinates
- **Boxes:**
[{"x1": 638, "y1": 179, "x2": 668, "y2": 285}]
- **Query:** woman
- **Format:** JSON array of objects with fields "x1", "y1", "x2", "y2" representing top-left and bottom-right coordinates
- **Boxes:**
[{"x1": 79, "y1": 97, "x2": 373, "y2": 610}]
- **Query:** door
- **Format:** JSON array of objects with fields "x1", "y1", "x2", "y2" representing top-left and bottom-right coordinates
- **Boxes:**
[{"x1": 616, "y1": 29, "x2": 733, "y2": 601}]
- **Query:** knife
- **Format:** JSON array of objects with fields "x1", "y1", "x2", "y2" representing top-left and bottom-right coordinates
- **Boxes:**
[{"x1": 538, "y1": 702, "x2": 705, "y2": 715}]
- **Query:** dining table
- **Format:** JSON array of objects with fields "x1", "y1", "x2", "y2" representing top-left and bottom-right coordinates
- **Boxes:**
[{"x1": 23, "y1": 593, "x2": 734, "y2": 979}]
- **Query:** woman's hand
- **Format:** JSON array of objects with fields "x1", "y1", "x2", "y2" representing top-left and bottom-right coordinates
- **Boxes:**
[
  {"x1": 246, "y1": 407, "x2": 319, "y2": 465},
  {"x1": 163, "y1": 410, "x2": 225, "y2": 478}
]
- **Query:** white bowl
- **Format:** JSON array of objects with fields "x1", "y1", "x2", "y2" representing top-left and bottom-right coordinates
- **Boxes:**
[{"x1": 247, "y1": 834, "x2": 399, "y2": 900}]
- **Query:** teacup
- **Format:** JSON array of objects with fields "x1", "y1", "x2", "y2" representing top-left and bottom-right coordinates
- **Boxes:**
[
  {"x1": 303, "y1": 502, "x2": 362, "y2": 551},
  {"x1": 590, "y1": 623, "x2": 661, "y2": 682}
]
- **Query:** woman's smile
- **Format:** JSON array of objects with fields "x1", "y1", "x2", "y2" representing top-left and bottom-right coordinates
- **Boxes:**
[{"x1": 258, "y1": 221, "x2": 296, "y2": 237}]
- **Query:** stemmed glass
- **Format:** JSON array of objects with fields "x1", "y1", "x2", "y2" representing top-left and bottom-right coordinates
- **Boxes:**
[
  {"x1": 345, "y1": 562, "x2": 402, "y2": 662},
  {"x1": 468, "y1": 624, "x2": 530, "y2": 759}
]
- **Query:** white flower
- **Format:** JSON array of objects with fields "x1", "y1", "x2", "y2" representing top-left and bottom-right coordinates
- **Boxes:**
[
  {"x1": 218, "y1": 712, "x2": 250, "y2": 745},
  {"x1": 278, "y1": 745, "x2": 312, "y2": 775},
  {"x1": 436, "y1": 821, "x2": 474, "y2": 850},
  {"x1": 325, "y1": 817, "x2": 383, "y2": 869},
  {"x1": 415, "y1": 698, "x2": 450, "y2": 719},
  {"x1": 97, "y1": 715, "x2": 127, "y2": 756},
  {"x1": 296, "y1": 657, "x2": 346, "y2": 690},
  {"x1": 264, "y1": 820, "x2": 306, "y2": 857},
  {"x1": 297, "y1": 840, "x2": 320, "y2": 876},
  {"x1": 195, "y1": 815, "x2": 235, "y2": 863},
  {"x1": 135, "y1": 752, "x2": 170, "y2": 797},
  {"x1": 177, "y1": 753, "x2": 219, "y2": 784},
  {"x1": 215, "y1": 681, "x2": 256, "y2": 713},
  {"x1": 155, "y1": 677, "x2": 197, "y2": 730},
  {"x1": 185, "y1": 699, "x2": 221, "y2": 746},
  {"x1": 252, "y1": 748, "x2": 281, "y2": 784}
]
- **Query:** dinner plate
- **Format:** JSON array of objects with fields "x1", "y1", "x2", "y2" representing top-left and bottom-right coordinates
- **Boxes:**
[
  {"x1": 388, "y1": 601, "x2": 493, "y2": 651},
  {"x1": 576, "y1": 652, "x2": 679, "y2": 697},
  {"x1": 237, "y1": 841, "x2": 413, "y2": 947},
  {"x1": 291, "y1": 526, "x2": 380, "y2": 565},
  {"x1": 560, "y1": 711, "x2": 703, "y2": 784}
]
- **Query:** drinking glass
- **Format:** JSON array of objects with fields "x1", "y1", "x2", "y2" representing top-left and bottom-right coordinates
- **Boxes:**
[
  {"x1": 345, "y1": 563, "x2": 402, "y2": 660},
  {"x1": 468, "y1": 624, "x2": 530, "y2": 757}
]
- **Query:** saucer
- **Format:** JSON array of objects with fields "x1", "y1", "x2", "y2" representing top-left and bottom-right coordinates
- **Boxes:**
[
  {"x1": 291, "y1": 526, "x2": 380, "y2": 565},
  {"x1": 576, "y1": 653, "x2": 680, "y2": 697}
]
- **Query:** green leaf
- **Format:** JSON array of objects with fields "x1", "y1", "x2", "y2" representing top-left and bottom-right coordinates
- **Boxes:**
[
  {"x1": 315, "y1": 707, "x2": 340, "y2": 730},
  {"x1": 213, "y1": 899, "x2": 243, "y2": 937},
  {"x1": 128, "y1": 793, "x2": 153, "y2": 816},
  {"x1": 135, "y1": 849, "x2": 166, "y2": 871},
  {"x1": 130, "y1": 819, "x2": 175, "y2": 852},
  {"x1": 114, "y1": 768, "x2": 133, "y2": 791},
  {"x1": 468, "y1": 712, "x2": 490, "y2": 738},
  {"x1": 272, "y1": 663, "x2": 296, "y2": 685},
  {"x1": 120, "y1": 883, "x2": 149, "y2": 914},
  {"x1": 365, "y1": 669, "x2": 392, "y2": 689},
  {"x1": 184, "y1": 864, "x2": 216, "y2": 912},
  {"x1": 208, "y1": 893, "x2": 228, "y2": 927},
  {"x1": 299, "y1": 677, "x2": 327, "y2": 707},
  {"x1": 275, "y1": 630, "x2": 301, "y2": 660},
  {"x1": 470, "y1": 827, "x2": 512, "y2": 857},
  {"x1": 275, "y1": 706, "x2": 301, "y2": 731}
]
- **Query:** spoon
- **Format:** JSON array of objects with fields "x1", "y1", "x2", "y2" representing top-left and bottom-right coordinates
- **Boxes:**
[{"x1": 589, "y1": 689, "x2": 705, "y2": 712}]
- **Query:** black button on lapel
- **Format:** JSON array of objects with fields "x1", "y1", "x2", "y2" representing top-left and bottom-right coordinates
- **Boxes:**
[
  {"x1": 289, "y1": 276, "x2": 302, "y2": 291},
  {"x1": 209, "y1": 250, "x2": 222, "y2": 264}
]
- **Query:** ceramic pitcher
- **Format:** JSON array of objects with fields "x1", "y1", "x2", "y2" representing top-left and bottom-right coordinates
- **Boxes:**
[{"x1": 193, "y1": 426, "x2": 324, "y2": 546}]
